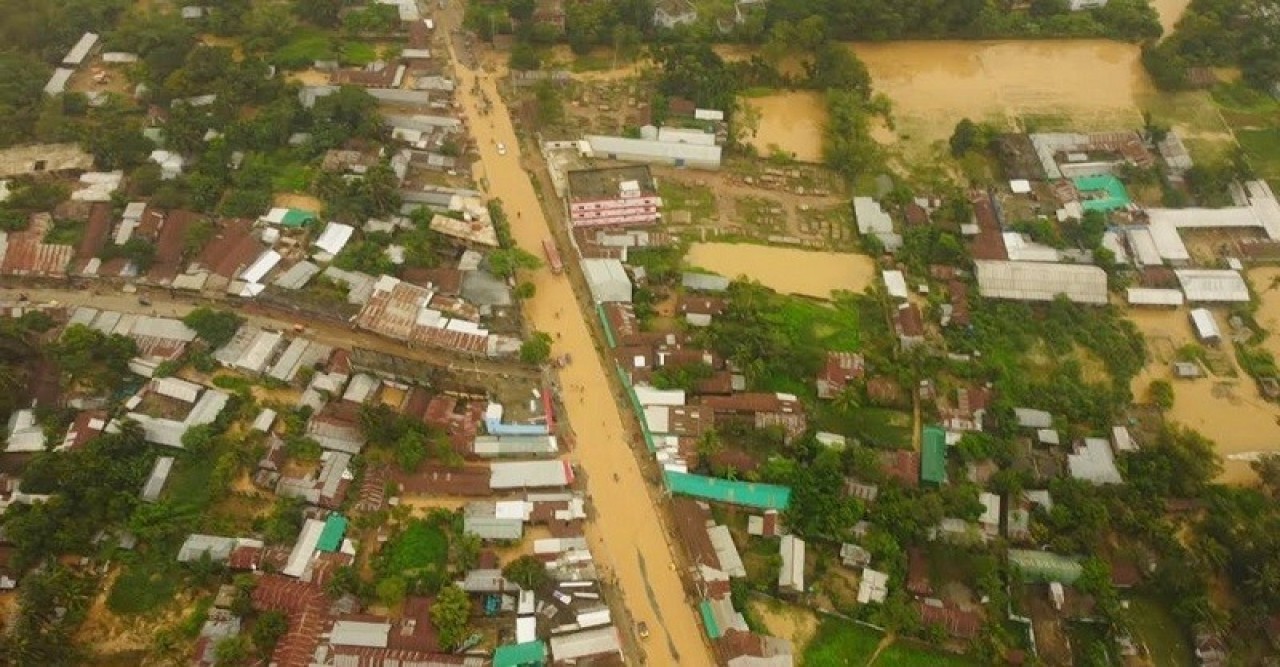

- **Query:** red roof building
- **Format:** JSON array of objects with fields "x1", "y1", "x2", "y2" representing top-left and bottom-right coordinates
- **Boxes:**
[{"x1": 816, "y1": 351, "x2": 865, "y2": 399}]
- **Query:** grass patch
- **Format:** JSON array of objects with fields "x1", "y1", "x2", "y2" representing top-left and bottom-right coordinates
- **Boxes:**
[
  {"x1": 340, "y1": 41, "x2": 378, "y2": 66},
  {"x1": 45, "y1": 218, "x2": 85, "y2": 246},
  {"x1": 107, "y1": 548, "x2": 184, "y2": 614},
  {"x1": 873, "y1": 640, "x2": 981, "y2": 666},
  {"x1": 774, "y1": 295, "x2": 862, "y2": 351},
  {"x1": 273, "y1": 29, "x2": 336, "y2": 68},
  {"x1": 377, "y1": 520, "x2": 449, "y2": 576},
  {"x1": 1238, "y1": 128, "x2": 1280, "y2": 180},
  {"x1": 271, "y1": 162, "x2": 315, "y2": 193},
  {"x1": 1125, "y1": 596, "x2": 1193, "y2": 667},
  {"x1": 570, "y1": 53, "x2": 615, "y2": 72},
  {"x1": 802, "y1": 617, "x2": 883, "y2": 666},
  {"x1": 657, "y1": 179, "x2": 717, "y2": 222},
  {"x1": 1141, "y1": 91, "x2": 1231, "y2": 136},
  {"x1": 815, "y1": 406, "x2": 913, "y2": 448}
]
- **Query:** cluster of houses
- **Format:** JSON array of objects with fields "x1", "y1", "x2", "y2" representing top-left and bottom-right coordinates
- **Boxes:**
[
  {"x1": 853, "y1": 130, "x2": 1280, "y2": 314},
  {"x1": 0, "y1": 291, "x2": 641, "y2": 664}
]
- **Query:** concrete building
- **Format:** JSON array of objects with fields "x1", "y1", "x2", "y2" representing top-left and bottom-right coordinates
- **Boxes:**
[{"x1": 566, "y1": 166, "x2": 663, "y2": 228}]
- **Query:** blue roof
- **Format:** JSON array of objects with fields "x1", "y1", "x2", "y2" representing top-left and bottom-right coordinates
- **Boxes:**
[
  {"x1": 664, "y1": 471, "x2": 791, "y2": 510},
  {"x1": 494, "y1": 640, "x2": 546, "y2": 667}
]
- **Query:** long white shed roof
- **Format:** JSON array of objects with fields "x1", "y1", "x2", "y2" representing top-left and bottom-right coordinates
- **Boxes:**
[
  {"x1": 975, "y1": 260, "x2": 1108, "y2": 304},
  {"x1": 1176, "y1": 269, "x2": 1250, "y2": 303}
]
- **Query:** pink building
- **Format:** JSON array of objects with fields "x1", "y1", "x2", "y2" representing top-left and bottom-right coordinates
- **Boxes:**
[{"x1": 567, "y1": 166, "x2": 663, "y2": 229}]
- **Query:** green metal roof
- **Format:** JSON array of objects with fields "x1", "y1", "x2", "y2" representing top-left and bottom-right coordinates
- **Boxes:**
[
  {"x1": 280, "y1": 208, "x2": 317, "y2": 228},
  {"x1": 700, "y1": 599, "x2": 722, "y2": 639},
  {"x1": 494, "y1": 640, "x2": 547, "y2": 667},
  {"x1": 1072, "y1": 175, "x2": 1131, "y2": 213},
  {"x1": 1009, "y1": 549, "x2": 1083, "y2": 584},
  {"x1": 921, "y1": 426, "x2": 948, "y2": 485},
  {"x1": 316, "y1": 514, "x2": 348, "y2": 553},
  {"x1": 664, "y1": 471, "x2": 791, "y2": 510}
]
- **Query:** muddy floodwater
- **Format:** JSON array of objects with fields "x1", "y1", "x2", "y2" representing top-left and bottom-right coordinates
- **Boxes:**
[
  {"x1": 685, "y1": 242, "x2": 875, "y2": 299},
  {"x1": 1128, "y1": 304, "x2": 1280, "y2": 483},
  {"x1": 742, "y1": 92, "x2": 827, "y2": 163},
  {"x1": 1150, "y1": 0, "x2": 1191, "y2": 37},
  {"x1": 722, "y1": 40, "x2": 1156, "y2": 154},
  {"x1": 851, "y1": 40, "x2": 1153, "y2": 145}
]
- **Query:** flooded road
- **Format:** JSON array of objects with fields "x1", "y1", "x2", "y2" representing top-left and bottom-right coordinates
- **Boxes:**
[
  {"x1": 443, "y1": 16, "x2": 714, "y2": 667},
  {"x1": 686, "y1": 242, "x2": 876, "y2": 299},
  {"x1": 742, "y1": 92, "x2": 826, "y2": 163},
  {"x1": 1127, "y1": 305, "x2": 1280, "y2": 483}
]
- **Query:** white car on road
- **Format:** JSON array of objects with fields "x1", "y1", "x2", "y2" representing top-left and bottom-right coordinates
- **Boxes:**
[{"x1": 496, "y1": 142, "x2": 507, "y2": 155}]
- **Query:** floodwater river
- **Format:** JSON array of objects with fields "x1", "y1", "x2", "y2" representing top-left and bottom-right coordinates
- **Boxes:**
[
  {"x1": 443, "y1": 10, "x2": 715, "y2": 666},
  {"x1": 686, "y1": 242, "x2": 876, "y2": 299}
]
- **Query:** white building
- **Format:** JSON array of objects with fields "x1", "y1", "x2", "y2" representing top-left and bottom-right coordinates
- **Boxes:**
[
  {"x1": 975, "y1": 260, "x2": 1108, "y2": 305},
  {"x1": 778, "y1": 535, "x2": 806, "y2": 594},
  {"x1": 582, "y1": 258, "x2": 633, "y2": 303}
]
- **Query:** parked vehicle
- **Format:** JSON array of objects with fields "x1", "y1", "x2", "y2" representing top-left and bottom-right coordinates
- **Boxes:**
[{"x1": 543, "y1": 238, "x2": 563, "y2": 275}]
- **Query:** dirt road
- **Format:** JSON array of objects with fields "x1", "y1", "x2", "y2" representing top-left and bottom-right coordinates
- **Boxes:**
[{"x1": 442, "y1": 19, "x2": 715, "y2": 667}]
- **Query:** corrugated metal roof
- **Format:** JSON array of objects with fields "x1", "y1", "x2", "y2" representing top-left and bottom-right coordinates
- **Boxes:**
[
  {"x1": 921, "y1": 426, "x2": 947, "y2": 485},
  {"x1": 585, "y1": 135, "x2": 722, "y2": 166},
  {"x1": 548, "y1": 626, "x2": 622, "y2": 662},
  {"x1": 141, "y1": 456, "x2": 175, "y2": 502},
  {"x1": 975, "y1": 260, "x2": 1107, "y2": 304},
  {"x1": 62, "y1": 32, "x2": 100, "y2": 66},
  {"x1": 1176, "y1": 269, "x2": 1250, "y2": 302},
  {"x1": 273, "y1": 260, "x2": 321, "y2": 290},
  {"x1": 489, "y1": 460, "x2": 573, "y2": 489},
  {"x1": 463, "y1": 515, "x2": 524, "y2": 540},
  {"x1": 1126, "y1": 287, "x2": 1184, "y2": 306},
  {"x1": 330, "y1": 620, "x2": 391, "y2": 648},
  {"x1": 664, "y1": 471, "x2": 790, "y2": 510}
]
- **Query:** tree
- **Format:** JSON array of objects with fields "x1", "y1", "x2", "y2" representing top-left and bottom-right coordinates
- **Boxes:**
[
  {"x1": 503, "y1": 555, "x2": 551, "y2": 590},
  {"x1": 822, "y1": 90, "x2": 880, "y2": 181},
  {"x1": 520, "y1": 331, "x2": 553, "y2": 365},
  {"x1": 1148, "y1": 379, "x2": 1174, "y2": 411},
  {"x1": 513, "y1": 282, "x2": 536, "y2": 300},
  {"x1": 949, "y1": 118, "x2": 979, "y2": 158},
  {"x1": 252, "y1": 610, "x2": 289, "y2": 656},
  {"x1": 376, "y1": 575, "x2": 408, "y2": 607},
  {"x1": 486, "y1": 247, "x2": 542, "y2": 279},
  {"x1": 805, "y1": 42, "x2": 871, "y2": 96},
  {"x1": 430, "y1": 585, "x2": 472, "y2": 650},
  {"x1": 395, "y1": 430, "x2": 429, "y2": 472},
  {"x1": 294, "y1": 0, "x2": 344, "y2": 27},
  {"x1": 533, "y1": 80, "x2": 563, "y2": 126},
  {"x1": 214, "y1": 635, "x2": 249, "y2": 666},
  {"x1": 509, "y1": 42, "x2": 540, "y2": 71},
  {"x1": 183, "y1": 308, "x2": 245, "y2": 349}
]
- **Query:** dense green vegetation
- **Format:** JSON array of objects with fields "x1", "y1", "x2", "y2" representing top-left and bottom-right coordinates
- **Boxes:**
[{"x1": 1142, "y1": 0, "x2": 1280, "y2": 90}]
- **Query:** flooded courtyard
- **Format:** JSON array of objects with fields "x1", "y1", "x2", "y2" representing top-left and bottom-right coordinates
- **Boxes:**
[
  {"x1": 1127, "y1": 304, "x2": 1280, "y2": 484},
  {"x1": 685, "y1": 242, "x2": 876, "y2": 300}
]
